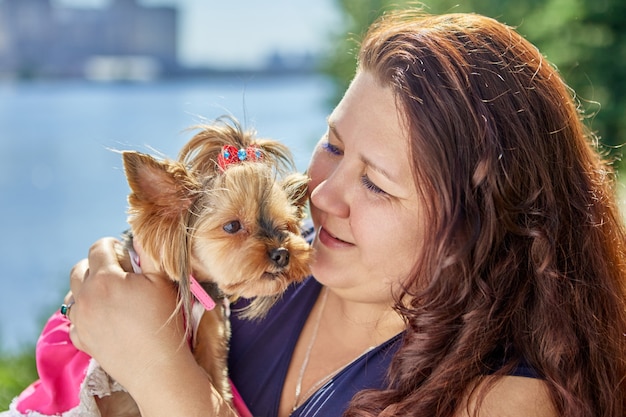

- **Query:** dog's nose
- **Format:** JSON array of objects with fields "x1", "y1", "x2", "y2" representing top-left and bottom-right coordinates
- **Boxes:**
[{"x1": 269, "y1": 247, "x2": 290, "y2": 268}]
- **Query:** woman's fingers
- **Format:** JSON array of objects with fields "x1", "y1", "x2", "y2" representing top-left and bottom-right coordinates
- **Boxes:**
[
  {"x1": 67, "y1": 237, "x2": 186, "y2": 388},
  {"x1": 68, "y1": 258, "x2": 88, "y2": 299},
  {"x1": 86, "y1": 237, "x2": 125, "y2": 278},
  {"x1": 68, "y1": 237, "x2": 123, "y2": 352}
]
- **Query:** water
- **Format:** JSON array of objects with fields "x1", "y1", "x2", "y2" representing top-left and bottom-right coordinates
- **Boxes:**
[{"x1": 0, "y1": 74, "x2": 332, "y2": 353}]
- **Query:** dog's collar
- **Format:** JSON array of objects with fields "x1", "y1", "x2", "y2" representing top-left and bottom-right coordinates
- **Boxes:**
[
  {"x1": 190, "y1": 276, "x2": 216, "y2": 310},
  {"x1": 129, "y1": 244, "x2": 216, "y2": 311}
]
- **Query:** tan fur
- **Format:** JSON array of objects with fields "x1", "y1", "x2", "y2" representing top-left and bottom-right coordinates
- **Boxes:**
[
  {"x1": 97, "y1": 117, "x2": 313, "y2": 417},
  {"x1": 193, "y1": 305, "x2": 231, "y2": 402}
]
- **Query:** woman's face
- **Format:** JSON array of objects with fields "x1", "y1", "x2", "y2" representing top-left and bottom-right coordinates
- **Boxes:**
[{"x1": 308, "y1": 70, "x2": 425, "y2": 304}]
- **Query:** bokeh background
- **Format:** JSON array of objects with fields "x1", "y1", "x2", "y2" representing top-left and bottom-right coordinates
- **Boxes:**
[{"x1": 1, "y1": 0, "x2": 624, "y2": 406}]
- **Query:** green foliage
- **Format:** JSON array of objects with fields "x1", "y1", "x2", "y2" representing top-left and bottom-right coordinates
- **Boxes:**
[
  {"x1": 0, "y1": 348, "x2": 37, "y2": 410},
  {"x1": 320, "y1": 0, "x2": 414, "y2": 105},
  {"x1": 321, "y1": 0, "x2": 626, "y2": 163}
]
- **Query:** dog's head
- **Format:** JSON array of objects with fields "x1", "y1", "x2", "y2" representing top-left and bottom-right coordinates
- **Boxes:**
[
  {"x1": 122, "y1": 117, "x2": 312, "y2": 320},
  {"x1": 189, "y1": 162, "x2": 311, "y2": 318}
]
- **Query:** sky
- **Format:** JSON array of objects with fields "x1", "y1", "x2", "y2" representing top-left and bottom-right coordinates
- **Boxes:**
[{"x1": 55, "y1": 0, "x2": 341, "y2": 68}]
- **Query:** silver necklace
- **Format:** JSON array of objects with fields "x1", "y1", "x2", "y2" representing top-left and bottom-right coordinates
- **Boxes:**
[
  {"x1": 291, "y1": 287, "x2": 374, "y2": 413},
  {"x1": 292, "y1": 286, "x2": 329, "y2": 412}
]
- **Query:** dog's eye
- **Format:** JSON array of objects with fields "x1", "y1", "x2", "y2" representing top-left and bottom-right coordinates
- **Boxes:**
[{"x1": 223, "y1": 220, "x2": 242, "y2": 234}]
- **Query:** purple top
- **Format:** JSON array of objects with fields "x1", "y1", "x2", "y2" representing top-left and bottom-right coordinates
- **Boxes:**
[
  {"x1": 227, "y1": 225, "x2": 538, "y2": 416},
  {"x1": 228, "y1": 276, "x2": 403, "y2": 417}
]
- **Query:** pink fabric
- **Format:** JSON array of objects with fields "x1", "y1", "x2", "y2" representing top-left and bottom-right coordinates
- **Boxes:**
[
  {"x1": 13, "y1": 311, "x2": 253, "y2": 417},
  {"x1": 230, "y1": 381, "x2": 253, "y2": 417},
  {"x1": 15, "y1": 311, "x2": 90, "y2": 415}
]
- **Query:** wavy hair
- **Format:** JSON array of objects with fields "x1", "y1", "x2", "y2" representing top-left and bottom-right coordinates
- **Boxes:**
[{"x1": 345, "y1": 10, "x2": 626, "y2": 417}]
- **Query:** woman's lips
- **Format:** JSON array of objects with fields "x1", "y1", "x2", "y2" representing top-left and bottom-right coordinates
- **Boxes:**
[{"x1": 318, "y1": 226, "x2": 353, "y2": 248}]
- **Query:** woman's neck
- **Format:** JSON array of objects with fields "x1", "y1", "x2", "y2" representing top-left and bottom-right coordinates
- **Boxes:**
[{"x1": 323, "y1": 286, "x2": 406, "y2": 346}]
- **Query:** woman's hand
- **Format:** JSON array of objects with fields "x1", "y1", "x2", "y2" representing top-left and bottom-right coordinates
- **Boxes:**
[
  {"x1": 68, "y1": 237, "x2": 183, "y2": 385},
  {"x1": 68, "y1": 238, "x2": 237, "y2": 417}
]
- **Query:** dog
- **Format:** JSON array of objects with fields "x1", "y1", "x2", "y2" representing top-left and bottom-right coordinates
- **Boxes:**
[
  {"x1": 5, "y1": 116, "x2": 312, "y2": 417},
  {"x1": 96, "y1": 117, "x2": 313, "y2": 416}
]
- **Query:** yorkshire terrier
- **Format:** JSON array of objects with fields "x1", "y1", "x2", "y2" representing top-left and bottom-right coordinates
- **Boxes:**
[
  {"x1": 5, "y1": 117, "x2": 312, "y2": 417},
  {"x1": 103, "y1": 117, "x2": 313, "y2": 416}
]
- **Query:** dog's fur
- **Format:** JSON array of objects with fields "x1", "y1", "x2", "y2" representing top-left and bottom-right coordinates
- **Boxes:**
[{"x1": 96, "y1": 117, "x2": 312, "y2": 416}]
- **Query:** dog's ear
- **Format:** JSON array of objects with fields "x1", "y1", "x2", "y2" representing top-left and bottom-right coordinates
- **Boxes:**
[
  {"x1": 281, "y1": 172, "x2": 310, "y2": 220},
  {"x1": 122, "y1": 151, "x2": 200, "y2": 216}
]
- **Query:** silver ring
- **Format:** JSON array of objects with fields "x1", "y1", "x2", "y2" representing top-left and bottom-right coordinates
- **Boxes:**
[{"x1": 60, "y1": 301, "x2": 75, "y2": 318}]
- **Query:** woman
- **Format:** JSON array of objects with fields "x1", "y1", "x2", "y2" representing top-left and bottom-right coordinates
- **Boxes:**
[{"x1": 67, "y1": 9, "x2": 626, "y2": 417}]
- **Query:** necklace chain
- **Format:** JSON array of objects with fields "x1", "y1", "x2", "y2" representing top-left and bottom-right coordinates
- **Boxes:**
[
  {"x1": 292, "y1": 286, "x2": 329, "y2": 412},
  {"x1": 291, "y1": 287, "x2": 375, "y2": 413}
]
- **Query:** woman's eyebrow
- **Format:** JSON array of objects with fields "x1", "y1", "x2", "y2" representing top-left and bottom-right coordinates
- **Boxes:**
[
  {"x1": 328, "y1": 119, "x2": 399, "y2": 183},
  {"x1": 327, "y1": 120, "x2": 344, "y2": 143},
  {"x1": 361, "y1": 154, "x2": 397, "y2": 183}
]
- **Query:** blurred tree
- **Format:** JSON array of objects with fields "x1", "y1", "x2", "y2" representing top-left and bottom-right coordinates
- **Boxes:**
[
  {"x1": 320, "y1": 0, "x2": 406, "y2": 105},
  {"x1": 321, "y1": 0, "x2": 626, "y2": 165},
  {"x1": 0, "y1": 349, "x2": 36, "y2": 410}
]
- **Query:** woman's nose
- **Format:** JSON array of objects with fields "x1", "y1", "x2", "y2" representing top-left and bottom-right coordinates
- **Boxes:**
[{"x1": 310, "y1": 170, "x2": 350, "y2": 218}]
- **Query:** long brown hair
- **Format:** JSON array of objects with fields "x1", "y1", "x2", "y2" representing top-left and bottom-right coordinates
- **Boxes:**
[{"x1": 345, "y1": 10, "x2": 626, "y2": 417}]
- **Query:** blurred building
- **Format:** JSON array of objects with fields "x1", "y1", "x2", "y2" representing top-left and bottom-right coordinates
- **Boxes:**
[{"x1": 0, "y1": 0, "x2": 178, "y2": 80}]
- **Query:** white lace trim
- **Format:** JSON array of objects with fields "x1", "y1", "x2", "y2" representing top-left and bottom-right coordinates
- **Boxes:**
[{"x1": 2, "y1": 358, "x2": 129, "y2": 417}]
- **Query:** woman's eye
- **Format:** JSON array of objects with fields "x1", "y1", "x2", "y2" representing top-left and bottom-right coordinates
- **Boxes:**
[
  {"x1": 322, "y1": 141, "x2": 343, "y2": 156},
  {"x1": 223, "y1": 220, "x2": 242, "y2": 234},
  {"x1": 361, "y1": 175, "x2": 386, "y2": 195}
]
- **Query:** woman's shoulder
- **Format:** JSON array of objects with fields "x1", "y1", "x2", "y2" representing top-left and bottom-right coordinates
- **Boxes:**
[{"x1": 455, "y1": 375, "x2": 557, "y2": 417}]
